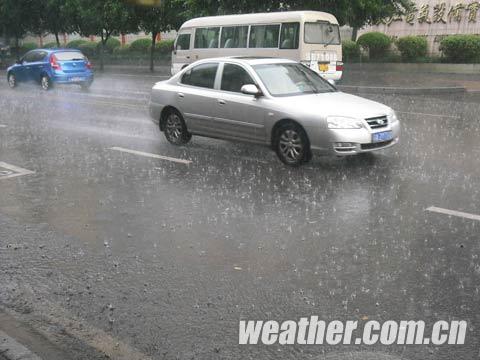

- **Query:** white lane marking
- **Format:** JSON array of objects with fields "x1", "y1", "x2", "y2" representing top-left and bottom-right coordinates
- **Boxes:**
[
  {"x1": 109, "y1": 147, "x2": 192, "y2": 165},
  {"x1": 0, "y1": 162, "x2": 35, "y2": 180},
  {"x1": 0, "y1": 125, "x2": 6, "y2": 128},
  {"x1": 397, "y1": 111, "x2": 460, "y2": 119},
  {"x1": 426, "y1": 206, "x2": 480, "y2": 221}
]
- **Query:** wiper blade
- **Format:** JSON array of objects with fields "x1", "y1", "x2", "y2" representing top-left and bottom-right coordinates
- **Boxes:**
[{"x1": 324, "y1": 37, "x2": 335, "y2": 48}]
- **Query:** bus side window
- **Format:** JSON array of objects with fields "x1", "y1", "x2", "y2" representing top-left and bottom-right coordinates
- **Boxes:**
[
  {"x1": 280, "y1": 22, "x2": 300, "y2": 49},
  {"x1": 176, "y1": 33, "x2": 191, "y2": 51},
  {"x1": 194, "y1": 27, "x2": 220, "y2": 48},
  {"x1": 249, "y1": 25, "x2": 280, "y2": 48},
  {"x1": 221, "y1": 26, "x2": 248, "y2": 48}
]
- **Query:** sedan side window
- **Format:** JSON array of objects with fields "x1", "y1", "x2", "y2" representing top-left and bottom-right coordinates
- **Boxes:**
[
  {"x1": 34, "y1": 51, "x2": 47, "y2": 62},
  {"x1": 181, "y1": 63, "x2": 218, "y2": 89},
  {"x1": 220, "y1": 63, "x2": 255, "y2": 93},
  {"x1": 22, "y1": 51, "x2": 37, "y2": 63}
]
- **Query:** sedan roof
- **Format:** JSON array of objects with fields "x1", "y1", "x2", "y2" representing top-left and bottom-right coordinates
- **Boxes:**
[{"x1": 198, "y1": 56, "x2": 297, "y2": 66}]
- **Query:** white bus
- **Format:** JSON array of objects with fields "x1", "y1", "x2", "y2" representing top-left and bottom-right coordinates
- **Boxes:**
[{"x1": 171, "y1": 11, "x2": 343, "y2": 82}]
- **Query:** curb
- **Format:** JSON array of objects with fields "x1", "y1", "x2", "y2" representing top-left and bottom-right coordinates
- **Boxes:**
[
  {"x1": 338, "y1": 85, "x2": 466, "y2": 95},
  {"x1": 0, "y1": 331, "x2": 42, "y2": 360}
]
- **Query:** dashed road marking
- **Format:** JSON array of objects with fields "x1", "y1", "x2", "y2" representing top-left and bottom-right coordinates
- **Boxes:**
[
  {"x1": 109, "y1": 146, "x2": 192, "y2": 165},
  {"x1": 0, "y1": 162, "x2": 35, "y2": 180},
  {"x1": 426, "y1": 206, "x2": 480, "y2": 221},
  {"x1": 0, "y1": 125, "x2": 6, "y2": 128}
]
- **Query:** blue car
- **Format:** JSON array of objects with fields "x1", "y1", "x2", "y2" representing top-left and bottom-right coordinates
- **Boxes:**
[{"x1": 7, "y1": 48, "x2": 94, "y2": 91}]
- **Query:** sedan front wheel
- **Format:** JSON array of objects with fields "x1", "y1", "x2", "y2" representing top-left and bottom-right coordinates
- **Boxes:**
[
  {"x1": 163, "y1": 110, "x2": 192, "y2": 145},
  {"x1": 275, "y1": 122, "x2": 311, "y2": 167}
]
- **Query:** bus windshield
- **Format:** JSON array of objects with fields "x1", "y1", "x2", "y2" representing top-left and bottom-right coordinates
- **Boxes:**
[{"x1": 304, "y1": 22, "x2": 340, "y2": 45}]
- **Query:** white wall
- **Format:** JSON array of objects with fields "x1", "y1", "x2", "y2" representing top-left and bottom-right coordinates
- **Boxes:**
[{"x1": 359, "y1": 0, "x2": 480, "y2": 54}]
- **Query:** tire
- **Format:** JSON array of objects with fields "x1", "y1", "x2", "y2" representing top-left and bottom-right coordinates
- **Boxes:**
[
  {"x1": 274, "y1": 122, "x2": 311, "y2": 167},
  {"x1": 163, "y1": 109, "x2": 192, "y2": 145},
  {"x1": 40, "y1": 75, "x2": 52, "y2": 91},
  {"x1": 7, "y1": 73, "x2": 16, "y2": 88}
]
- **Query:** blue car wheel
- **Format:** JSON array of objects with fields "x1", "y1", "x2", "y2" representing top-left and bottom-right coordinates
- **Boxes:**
[
  {"x1": 7, "y1": 73, "x2": 16, "y2": 88},
  {"x1": 41, "y1": 75, "x2": 52, "y2": 91}
]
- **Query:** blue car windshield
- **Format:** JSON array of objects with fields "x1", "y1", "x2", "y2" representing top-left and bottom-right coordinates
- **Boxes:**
[
  {"x1": 253, "y1": 63, "x2": 336, "y2": 97},
  {"x1": 54, "y1": 51, "x2": 85, "y2": 61}
]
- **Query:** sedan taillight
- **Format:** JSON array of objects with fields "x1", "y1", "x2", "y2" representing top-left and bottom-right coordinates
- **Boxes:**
[
  {"x1": 336, "y1": 61, "x2": 344, "y2": 72},
  {"x1": 85, "y1": 57, "x2": 93, "y2": 69},
  {"x1": 50, "y1": 55, "x2": 61, "y2": 70}
]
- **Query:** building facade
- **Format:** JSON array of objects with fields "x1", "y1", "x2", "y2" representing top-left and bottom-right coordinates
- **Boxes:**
[{"x1": 360, "y1": 0, "x2": 480, "y2": 54}]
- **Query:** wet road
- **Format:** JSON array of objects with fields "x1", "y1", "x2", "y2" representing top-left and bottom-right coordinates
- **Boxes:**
[{"x1": 0, "y1": 74, "x2": 479, "y2": 360}]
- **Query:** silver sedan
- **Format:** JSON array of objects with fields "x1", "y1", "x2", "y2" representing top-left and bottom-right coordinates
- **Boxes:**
[{"x1": 149, "y1": 57, "x2": 400, "y2": 166}]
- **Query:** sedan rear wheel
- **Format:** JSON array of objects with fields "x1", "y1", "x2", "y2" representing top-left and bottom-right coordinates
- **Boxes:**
[
  {"x1": 275, "y1": 123, "x2": 310, "y2": 167},
  {"x1": 7, "y1": 73, "x2": 16, "y2": 88},
  {"x1": 164, "y1": 110, "x2": 191, "y2": 145},
  {"x1": 41, "y1": 75, "x2": 52, "y2": 91}
]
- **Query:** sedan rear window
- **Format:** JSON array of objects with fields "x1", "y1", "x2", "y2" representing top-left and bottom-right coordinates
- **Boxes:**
[{"x1": 54, "y1": 51, "x2": 86, "y2": 61}]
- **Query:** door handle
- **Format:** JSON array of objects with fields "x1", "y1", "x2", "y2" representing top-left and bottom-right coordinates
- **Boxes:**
[
  {"x1": 186, "y1": 56, "x2": 190, "y2": 59},
  {"x1": 217, "y1": 99, "x2": 226, "y2": 105},
  {"x1": 178, "y1": 93, "x2": 185, "y2": 98}
]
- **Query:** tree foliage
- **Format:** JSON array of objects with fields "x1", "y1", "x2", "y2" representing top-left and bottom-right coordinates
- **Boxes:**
[
  {"x1": 134, "y1": 0, "x2": 186, "y2": 71},
  {"x1": 0, "y1": 0, "x2": 35, "y2": 57},
  {"x1": 0, "y1": 0, "x2": 415, "y2": 65},
  {"x1": 64, "y1": 0, "x2": 138, "y2": 69}
]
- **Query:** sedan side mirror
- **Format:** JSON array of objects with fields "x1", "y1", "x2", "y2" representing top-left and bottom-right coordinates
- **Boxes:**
[
  {"x1": 241, "y1": 84, "x2": 262, "y2": 97},
  {"x1": 16, "y1": 59, "x2": 23, "y2": 65}
]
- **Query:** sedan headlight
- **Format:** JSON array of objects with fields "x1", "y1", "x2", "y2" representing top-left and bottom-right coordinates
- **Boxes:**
[
  {"x1": 327, "y1": 116, "x2": 363, "y2": 129},
  {"x1": 387, "y1": 110, "x2": 399, "y2": 123}
]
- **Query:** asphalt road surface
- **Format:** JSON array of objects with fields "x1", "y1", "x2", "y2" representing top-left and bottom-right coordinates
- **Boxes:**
[{"x1": 0, "y1": 73, "x2": 479, "y2": 360}]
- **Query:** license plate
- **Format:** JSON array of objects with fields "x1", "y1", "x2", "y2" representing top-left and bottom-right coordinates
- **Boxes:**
[
  {"x1": 372, "y1": 131, "x2": 393, "y2": 143},
  {"x1": 70, "y1": 77, "x2": 84, "y2": 82},
  {"x1": 318, "y1": 63, "x2": 329, "y2": 72}
]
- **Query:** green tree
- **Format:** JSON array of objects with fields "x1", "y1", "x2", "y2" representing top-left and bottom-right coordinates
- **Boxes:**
[
  {"x1": 0, "y1": 0, "x2": 35, "y2": 59},
  {"x1": 135, "y1": 0, "x2": 186, "y2": 72},
  {"x1": 336, "y1": 0, "x2": 414, "y2": 40},
  {"x1": 40, "y1": 0, "x2": 72, "y2": 46},
  {"x1": 184, "y1": 0, "x2": 413, "y2": 41},
  {"x1": 65, "y1": 0, "x2": 138, "y2": 70}
]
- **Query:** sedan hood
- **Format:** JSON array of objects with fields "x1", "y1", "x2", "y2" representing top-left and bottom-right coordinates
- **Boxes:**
[{"x1": 279, "y1": 91, "x2": 392, "y2": 119}]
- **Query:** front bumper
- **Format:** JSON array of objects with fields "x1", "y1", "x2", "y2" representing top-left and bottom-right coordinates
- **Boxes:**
[
  {"x1": 307, "y1": 120, "x2": 401, "y2": 156},
  {"x1": 149, "y1": 101, "x2": 163, "y2": 125}
]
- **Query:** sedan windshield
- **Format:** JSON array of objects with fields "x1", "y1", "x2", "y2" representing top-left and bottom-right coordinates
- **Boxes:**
[
  {"x1": 253, "y1": 63, "x2": 336, "y2": 97},
  {"x1": 54, "y1": 51, "x2": 85, "y2": 61}
]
